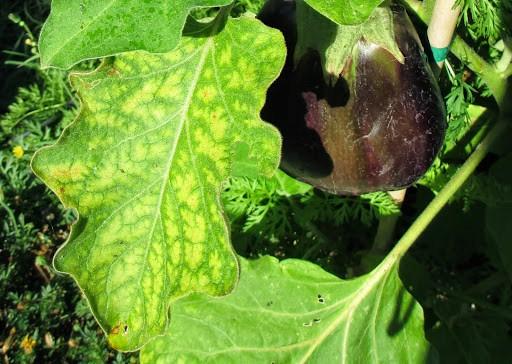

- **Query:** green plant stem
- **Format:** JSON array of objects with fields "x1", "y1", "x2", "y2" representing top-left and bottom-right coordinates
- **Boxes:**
[
  {"x1": 301, "y1": 240, "x2": 326, "y2": 260},
  {"x1": 401, "y1": 0, "x2": 508, "y2": 104},
  {"x1": 496, "y1": 41, "x2": 512, "y2": 73},
  {"x1": 451, "y1": 38, "x2": 507, "y2": 104},
  {"x1": 372, "y1": 214, "x2": 400, "y2": 253},
  {"x1": 389, "y1": 0, "x2": 511, "y2": 263},
  {"x1": 503, "y1": 65, "x2": 512, "y2": 78},
  {"x1": 0, "y1": 201, "x2": 19, "y2": 236},
  {"x1": 386, "y1": 120, "x2": 509, "y2": 261},
  {"x1": 371, "y1": 189, "x2": 406, "y2": 254},
  {"x1": 12, "y1": 103, "x2": 67, "y2": 127}
]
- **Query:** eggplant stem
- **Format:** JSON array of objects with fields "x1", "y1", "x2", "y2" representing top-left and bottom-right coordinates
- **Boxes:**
[{"x1": 371, "y1": 189, "x2": 406, "y2": 254}]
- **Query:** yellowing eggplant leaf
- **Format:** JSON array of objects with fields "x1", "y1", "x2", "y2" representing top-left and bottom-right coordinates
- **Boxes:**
[{"x1": 32, "y1": 16, "x2": 284, "y2": 351}]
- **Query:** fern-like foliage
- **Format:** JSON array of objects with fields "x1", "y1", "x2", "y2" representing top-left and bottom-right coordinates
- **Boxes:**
[
  {"x1": 419, "y1": 158, "x2": 512, "y2": 212},
  {"x1": 300, "y1": 191, "x2": 400, "y2": 228},
  {"x1": 223, "y1": 176, "x2": 294, "y2": 237},
  {"x1": 457, "y1": 0, "x2": 508, "y2": 42},
  {"x1": 0, "y1": 69, "x2": 74, "y2": 138},
  {"x1": 443, "y1": 62, "x2": 477, "y2": 152},
  {"x1": 222, "y1": 172, "x2": 400, "y2": 242}
]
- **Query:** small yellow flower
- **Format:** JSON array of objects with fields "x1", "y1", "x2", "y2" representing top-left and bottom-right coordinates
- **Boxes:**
[
  {"x1": 12, "y1": 145, "x2": 24, "y2": 159},
  {"x1": 20, "y1": 335, "x2": 36, "y2": 354}
]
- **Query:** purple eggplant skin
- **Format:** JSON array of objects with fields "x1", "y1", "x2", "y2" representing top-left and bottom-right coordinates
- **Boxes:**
[{"x1": 259, "y1": 3, "x2": 447, "y2": 195}]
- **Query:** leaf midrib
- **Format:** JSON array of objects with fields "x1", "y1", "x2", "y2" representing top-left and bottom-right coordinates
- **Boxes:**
[
  {"x1": 95, "y1": 37, "x2": 213, "y2": 343},
  {"x1": 139, "y1": 37, "x2": 213, "y2": 296},
  {"x1": 298, "y1": 259, "x2": 396, "y2": 364},
  {"x1": 175, "y1": 260, "x2": 399, "y2": 361}
]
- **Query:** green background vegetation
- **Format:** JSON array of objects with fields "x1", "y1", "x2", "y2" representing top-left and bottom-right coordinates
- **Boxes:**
[{"x1": 1, "y1": 0, "x2": 511, "y2": 362}]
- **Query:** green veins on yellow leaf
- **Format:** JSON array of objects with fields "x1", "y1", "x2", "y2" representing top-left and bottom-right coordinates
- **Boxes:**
[{"x1": 32, "y1": 16, "x2": 285, "y2": 351}]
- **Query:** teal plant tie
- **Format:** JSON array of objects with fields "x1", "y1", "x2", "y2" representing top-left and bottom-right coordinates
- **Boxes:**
[{"x1": 431, "y1": 46, "x2": 450, "y2": 63}]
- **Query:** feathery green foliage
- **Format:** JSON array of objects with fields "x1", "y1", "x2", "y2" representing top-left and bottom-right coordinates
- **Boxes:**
[{"x1": 2, "y1": 0, "x2": 512, "y2": 362}]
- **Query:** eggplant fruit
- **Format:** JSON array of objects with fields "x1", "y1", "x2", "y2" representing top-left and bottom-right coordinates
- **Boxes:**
[{"x1": 259, "y1": 1, "x2": 446, "y2": 195}]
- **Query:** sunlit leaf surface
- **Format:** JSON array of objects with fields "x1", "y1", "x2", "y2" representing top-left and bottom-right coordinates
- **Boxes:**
[
  {"x1": 141, "y1": 256, "x2": 431, "y2": 363},
  {"x1": 39, "y1": 0, "x2": 233, "y2": 68},
  {"x1": 303, "y1": 0, "x2": 385, "y2": 25},
  {"x1": 32, "y1": 16, "x2": 284, "y2": 351}
]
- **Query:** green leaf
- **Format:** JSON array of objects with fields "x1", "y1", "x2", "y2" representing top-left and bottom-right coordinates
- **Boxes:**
[
  {"x1": 39, "y1": 0, "x2": 233, "y2": 69},
  {"x1": 274, "y1": 170, "x2": 313, "y2": 196},
  {"x1": 32, "y1": 16, "x2": 285, "y2": 351},
  {"x1": 141, "y1": 256, "x2": 431, "y2": 363},
  {"x1": 303, "y1": 0, "x2": 385, "y2": 25},
  {"x1": 295, "y1": 2, "x2": 403, "y2": 83}
]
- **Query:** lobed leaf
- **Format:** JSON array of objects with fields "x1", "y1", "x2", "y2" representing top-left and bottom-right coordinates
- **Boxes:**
[
  {"x1": 141, "y1": 256, "x2": 431, "y2": 363},
  {"x1": 32, "y1": 16, "x2": 285, "y2": 351},
  {"x1": 303, "y1": 0, "x2": 385, "y2": 26},
  {"x1": 39, "y1": 0, "x2": 233, "y2": 69}
]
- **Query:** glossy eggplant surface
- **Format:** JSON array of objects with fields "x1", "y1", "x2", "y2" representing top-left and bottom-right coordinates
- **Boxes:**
[{"x1": 259, "y1": 1, "x2": 446, "y2": 195}]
